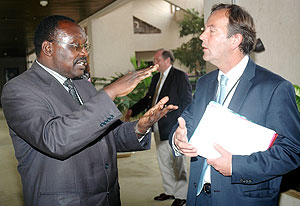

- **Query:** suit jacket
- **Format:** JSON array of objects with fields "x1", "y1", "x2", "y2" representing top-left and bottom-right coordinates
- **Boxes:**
[
  {"x1": 130, "y1": 66, "x2": 192, "y2": 141},
  {"x1": 169, "y1": 58, "x2": 300, "y2": 206},
  {"x1": 1, "y1": 61, "x2": 151, "y2": 206}
]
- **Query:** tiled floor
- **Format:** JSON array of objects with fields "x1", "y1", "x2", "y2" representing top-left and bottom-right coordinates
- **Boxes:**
[{"x1": 0, "y1": 108, "x2": 187, "y2": 206}]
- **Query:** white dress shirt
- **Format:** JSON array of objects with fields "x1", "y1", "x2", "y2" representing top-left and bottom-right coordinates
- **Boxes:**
[
  {"x1": 153, "y1": 66, "x2": 171, "y2": 133},
  {"x1": 203, "y1": 55, "x2": 249, "y2": 183},
  {"x1": 36, "y1": 60, "x2": 83, "y2": 105}
]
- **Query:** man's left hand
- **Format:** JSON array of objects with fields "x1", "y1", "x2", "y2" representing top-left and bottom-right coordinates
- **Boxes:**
[
  {"x1": 136, "y1": 96, "x2": 178, "y2": 135},
  {"x1": 207, "y1": 144, "x2": 232, "y2": 176}
]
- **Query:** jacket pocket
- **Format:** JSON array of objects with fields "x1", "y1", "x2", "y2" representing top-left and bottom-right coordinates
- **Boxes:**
[
  {"x1": 243, "y1": 188, "x2": 279, "y2": 198},
  {"x1": 38, "y1": 192, "x2": 80, "y2": 206}
]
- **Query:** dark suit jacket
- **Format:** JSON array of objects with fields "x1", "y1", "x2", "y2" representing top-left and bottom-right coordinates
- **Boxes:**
[
  {"x1": 130, "y1": 66, "x2": 192, "y2": 141},
  {"x1": 1, "y1": 61, "x2": 151, "y2": 206},
  {"x1": 169, "y1": 58, "x2": 300, "y2": 206}
]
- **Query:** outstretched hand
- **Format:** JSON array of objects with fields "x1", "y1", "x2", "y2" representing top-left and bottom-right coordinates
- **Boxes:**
[
  {"x1": 104, "y1": 64, "x2": 159, "y2": 100},
  {"x1": 173, "y1": 117, "x2": 198, "y2": 157},
  {"x1": 136, "y1": 96, "x2": 178, "y2": 134}
]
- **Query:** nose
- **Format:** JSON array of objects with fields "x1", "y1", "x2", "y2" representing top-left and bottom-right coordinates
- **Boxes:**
[
  {"x1": 80, "y1": 47, "x2": 89, "y2": 56},
  {"x1": 199, "y1": 29, "x2": 207, "y2": 41}
]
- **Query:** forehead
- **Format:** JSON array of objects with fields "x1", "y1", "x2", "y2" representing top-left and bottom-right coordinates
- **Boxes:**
[
  {"x1": 154, "y1": 50, "x2": 163, "y2": 58},
  {"x1": 206, "y1": 9, "x2": 229, "y2": 30},
  {"x1": 56, "y1": 21, "x2": 86, "y2": 41}
]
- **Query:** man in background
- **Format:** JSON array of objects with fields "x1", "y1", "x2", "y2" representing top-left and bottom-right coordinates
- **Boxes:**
[
  {"x1": 126, "y1": 49, "x2": 192, "y2": 206},
  {"x1": 1, "y1": 15, "x2": 177, "y2": 206},
  {"x1": 171, "y1": 3, "x2": 300, "y2": 206}
]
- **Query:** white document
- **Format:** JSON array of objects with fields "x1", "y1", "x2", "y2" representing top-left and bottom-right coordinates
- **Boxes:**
[{"x1": 189, "y1": 101, "x2": 277, "y2": 159}]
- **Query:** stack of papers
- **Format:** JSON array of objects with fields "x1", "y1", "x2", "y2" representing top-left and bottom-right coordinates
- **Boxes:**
[{"x1": 189, "y1": 101, "x2": 277, "y2": 159}]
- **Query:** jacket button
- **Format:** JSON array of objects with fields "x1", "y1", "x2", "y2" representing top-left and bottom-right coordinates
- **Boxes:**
[
  {"x1": 105, "y1": 163, "x2": 109, "y2": 169},
  {"x1": 194, "y1": 182, "x2": 197, "y2": 188}
]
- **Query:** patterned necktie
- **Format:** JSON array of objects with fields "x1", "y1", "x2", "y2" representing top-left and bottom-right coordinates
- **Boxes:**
[
  {"x1": 63, "y1": 79, "x2": 82, "y2": 105},
  {"x1": 152, "y1": 74, "x2": 163, "y2": 106},
  {"x1": 196, "y1": 74, "x2": 228, "y2": 196}
]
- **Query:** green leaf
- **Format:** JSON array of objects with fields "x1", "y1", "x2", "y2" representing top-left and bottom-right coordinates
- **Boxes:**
[
  {"x1": 294, "y1": 84, "x2": 300, "y2": 97},
  {"x1": 294, "y1": 85, "x2": 300, "y2": 114},
  {"x1": 173, "y1": 8, "x2": 205, "y2": 76}
]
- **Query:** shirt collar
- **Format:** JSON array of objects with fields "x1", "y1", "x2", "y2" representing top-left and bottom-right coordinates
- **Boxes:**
[
  {"x1": 218, "y1": 55, "x2": 249, "y2": 87},
  {"x1": 162, "y1": 65, "x2": 172, "y2": 77},
  {"x1": 36, "y1": 60, "x2": 67, "y2": 86}
]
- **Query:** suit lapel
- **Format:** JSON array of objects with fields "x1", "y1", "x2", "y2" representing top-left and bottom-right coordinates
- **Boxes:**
[
  {"x1": 206, "y1": 71, "x2": 218, "y2": 105},
  {"x1": 228, "y1": 58, "x2": 256, "y2": 113},
  {"x1": 158, "y1": 67, "x2": 174, "y2": 100},
  {"x1": 31, "y1": 61, "x2": 82, "y2": 109}
]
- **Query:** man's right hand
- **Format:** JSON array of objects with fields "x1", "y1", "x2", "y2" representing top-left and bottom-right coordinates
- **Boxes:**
[
  {"x1": 174, "y1": 117, "x2": 198, "y2": 157},
  {"x1": 104, "y1": 64, "x2": 158, "y2": 100}
]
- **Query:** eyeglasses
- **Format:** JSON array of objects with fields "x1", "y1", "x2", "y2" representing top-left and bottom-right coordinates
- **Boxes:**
[{"x1": 50, "y1": 39, "x2": 91, "y2": 53}]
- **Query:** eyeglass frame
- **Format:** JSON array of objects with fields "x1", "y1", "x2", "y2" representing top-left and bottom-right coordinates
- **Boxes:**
[{"x1": 49, "y1": 39, "x2": 91, "y2": 53}]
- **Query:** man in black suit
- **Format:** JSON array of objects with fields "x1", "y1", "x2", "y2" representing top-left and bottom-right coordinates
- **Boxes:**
[
  {"x1": 126, "y1": 49, "x2": 192, "y2": 206},
  {"x1": 1, "y1": 15, "x2": 177, "y2": 206}
]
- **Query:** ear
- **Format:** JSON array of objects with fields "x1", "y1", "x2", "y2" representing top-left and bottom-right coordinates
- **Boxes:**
[
  {"x1": 41, "y1": 41, "x2": 53, "y2": 57},
  {"x1": 166, "y1": 57, "x2": 171, "y2": 65},
  {"x1": 231, "y1": 33, "x2": 243, "y2": 50}
]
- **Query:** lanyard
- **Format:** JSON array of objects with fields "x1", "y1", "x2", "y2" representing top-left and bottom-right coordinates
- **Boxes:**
[{"x1": 221, "y1": 76, "x2": 241, "y2": 105}]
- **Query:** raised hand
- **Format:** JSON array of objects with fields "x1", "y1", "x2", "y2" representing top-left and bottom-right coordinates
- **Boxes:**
[
  {"x1": 174, "y1": 117, "x2": 197, "y2": 157},
  {"x1": 104, "y1": 64, "x2": 158, "y2": 100},
  {"x1": 136, "y1": 96, "x2": 178, "y2": 135}
]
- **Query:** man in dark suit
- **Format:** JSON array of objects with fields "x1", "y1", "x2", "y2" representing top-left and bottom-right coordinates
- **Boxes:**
[
  {"x1": 170, "y1": 3, "x2": 300, "y2": 206},
  {"x1": 126, "y1": 49, "x2": 192, "y2": 206},
  {"x1": 1, "y1": 15, "x2": 178, "y2": 206}
]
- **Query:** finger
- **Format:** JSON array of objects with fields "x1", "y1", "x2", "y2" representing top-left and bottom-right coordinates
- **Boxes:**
[
  {"x1": 149, "y1": 64, "x2": 159, "y2": 72},
  {"x1": 157, "y1": 96, "x2": 169, "y2": 105},
  {"x1": 159, "y1": 105, "x2": 178, "y2": 117},
  {"x1": 136, "y1": 64, "x2": 158, "y2": 77},
  {"x1": 213, "y1": 143, "x2": 230, "y2": 156},
  {"x1": 179, "y1": 146, "x2": 198, "y2": 157},
  {"x1": 178, "y1": 117, "x2": 186, "y2": 129}
]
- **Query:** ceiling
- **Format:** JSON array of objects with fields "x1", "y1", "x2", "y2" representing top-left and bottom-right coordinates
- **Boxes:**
[{"x1": 0, "y1": 0, "x2": 116, "y2": 58}]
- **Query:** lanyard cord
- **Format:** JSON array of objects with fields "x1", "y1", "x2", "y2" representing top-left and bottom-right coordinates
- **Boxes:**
[{"x1": 221, "y1": 76, "x2": 241, "y2": 105}]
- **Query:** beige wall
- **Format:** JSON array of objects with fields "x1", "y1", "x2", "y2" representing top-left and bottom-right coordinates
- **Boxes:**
[
  {"x1": 90, "y1": 2, "x2": 135, "y2": 79},
  {"x1": 203, "y1": 0, "x2": 300, "y2": 85},
  {"x1": 165, "y1": 0, "x2": 204, "y2": 13},
  {"x1": 81, "y1": 0, "x2": 204, "y2": 79}
]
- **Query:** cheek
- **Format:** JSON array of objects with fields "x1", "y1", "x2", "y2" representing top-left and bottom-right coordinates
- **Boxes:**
[{"x1": 209, "y1": 36, "x2": 228, "y2": 52}]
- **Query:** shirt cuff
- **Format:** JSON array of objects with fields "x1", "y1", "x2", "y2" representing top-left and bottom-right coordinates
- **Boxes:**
[{"x1": 171, "y1": 133, "x2": 183, "y2": 156}]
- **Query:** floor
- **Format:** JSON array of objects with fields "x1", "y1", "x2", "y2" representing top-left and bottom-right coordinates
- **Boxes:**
[{"x1": 0, "y1": 108, "x2": 188, "y2": 206}]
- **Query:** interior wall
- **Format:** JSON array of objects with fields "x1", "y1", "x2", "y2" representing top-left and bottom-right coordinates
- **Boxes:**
[
  {"x1": 84, "y1": 0, "x2": 205, "y2": 79},
  {"x1": 240, "y1": 0, "x2": 300, "y2": 85},
  {"x1": 90, "y1": 2, "x2": 135, "y2": 79},
  {"x1": 165, "y1": 0, "x2": 204, "y2": 14},
  {"x1": 203, "y1": 0, "x2": 300, "y2": 85}
]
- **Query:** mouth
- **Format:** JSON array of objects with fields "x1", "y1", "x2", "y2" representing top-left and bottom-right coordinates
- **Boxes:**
[{"x1": 74, "y1": 58, "x2": 87, "y2": 69}]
